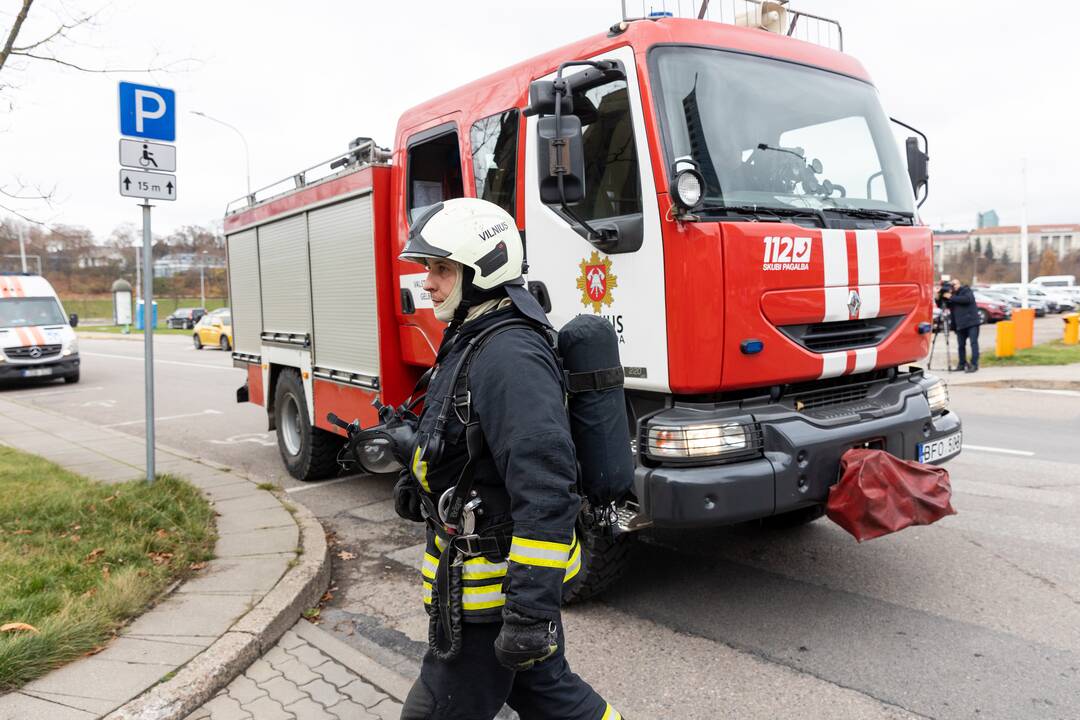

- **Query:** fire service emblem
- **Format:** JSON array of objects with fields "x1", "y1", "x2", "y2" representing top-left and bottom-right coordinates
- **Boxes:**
[{"x1": 577, "y1": 251, "x2": 617, "y2": 313}]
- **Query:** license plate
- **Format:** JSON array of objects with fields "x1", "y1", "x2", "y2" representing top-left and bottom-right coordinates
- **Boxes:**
[
  {"x1": 918, "y1": 431, "x2": 962, "y2": 463},
  {"x1": 21, "y1": 367, "x2": 52, "y2": 378}
]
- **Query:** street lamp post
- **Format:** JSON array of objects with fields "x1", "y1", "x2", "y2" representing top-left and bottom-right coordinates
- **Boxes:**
[
  {"x1": 190, "y1": 110, "x2": 252, "y2": 199},
  {"x1": 199, "y1": 250, "x2": 207, "y2": 308}
]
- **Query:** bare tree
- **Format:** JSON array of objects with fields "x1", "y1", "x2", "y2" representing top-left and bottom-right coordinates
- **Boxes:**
[{"x1": 1, "y1": 0, "x2": 194, "y2": 223}]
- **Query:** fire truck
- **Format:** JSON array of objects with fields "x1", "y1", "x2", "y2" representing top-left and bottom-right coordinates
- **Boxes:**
[{"x1": 224, "y1": 2, "x2": 961, "y2": 595}]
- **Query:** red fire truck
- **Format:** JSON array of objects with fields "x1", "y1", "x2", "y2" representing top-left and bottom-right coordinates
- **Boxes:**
[{"x1": 225, "y1": 3, "x2": 960, "y2": 590}]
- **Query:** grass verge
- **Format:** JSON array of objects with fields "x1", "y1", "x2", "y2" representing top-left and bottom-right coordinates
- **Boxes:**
[
  {"x1": 64, "y1": 297, "x2": 228, "y2": 321},
  {"x1": 80, "y1": 325, "x2": 193, "y2": 336},
  {"x1": 982, "y1": 339, "x2": 1080, "y2": 366},
  {"x1": 0, "y1": 448, "x2": 215, "y2": 690}
]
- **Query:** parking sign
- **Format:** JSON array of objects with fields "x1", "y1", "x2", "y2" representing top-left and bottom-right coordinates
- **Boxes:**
[{"x1": 118, "y1": 82, "x2": 176, "y2": 142}]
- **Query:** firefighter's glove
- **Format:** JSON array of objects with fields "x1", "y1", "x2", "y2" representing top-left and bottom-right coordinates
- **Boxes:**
[
  {"x1": 494, "y1": 609, "x2": 559, "y2": 671},
  {"x1": 393, "y1": 470, "x2": 424, "y2": 523}
]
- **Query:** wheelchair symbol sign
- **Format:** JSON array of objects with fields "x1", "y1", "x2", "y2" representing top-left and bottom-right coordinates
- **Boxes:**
[
  {"x1": 119, "y1": 139, "x2": 176, "y2": 172},
  {"x1": 118, "y1": 81, "x2": 176, "y2": 141}
]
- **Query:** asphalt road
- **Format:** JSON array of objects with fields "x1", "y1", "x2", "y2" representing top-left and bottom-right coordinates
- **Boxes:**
[{"x1": 5, "y1": 335, "x2": 1079, "y2": 719}]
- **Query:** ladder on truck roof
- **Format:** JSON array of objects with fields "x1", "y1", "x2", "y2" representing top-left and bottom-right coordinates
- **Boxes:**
[
  {"x1": 225, "y1": 137, "x2": 391, "y2": 216},
  {"x1": 620, "y1": 0, "x2": 843, "y2": 52}
]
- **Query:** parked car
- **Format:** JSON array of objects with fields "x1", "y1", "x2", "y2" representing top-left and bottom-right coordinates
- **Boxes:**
[
  {"x1": 193, "y1": 309, "x2": 231, "y2": 350},
  {"x1": 972, "y1": 292, "x2": 1011, "y2": 324},
  {"x1": 1040, "y1": 287, "x2": 1077, "y2": 312},
  {"x1": 166, "y1": 307, "x2": 207, "y2": 329},
  {"x1": 987, "y1": 287, "x2": 1047, "y2": 317}
]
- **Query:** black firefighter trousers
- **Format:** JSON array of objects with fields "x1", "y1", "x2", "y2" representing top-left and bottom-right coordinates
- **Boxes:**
[{"x1": 401, "y1": 618, "x2": 620, "y2": 720}]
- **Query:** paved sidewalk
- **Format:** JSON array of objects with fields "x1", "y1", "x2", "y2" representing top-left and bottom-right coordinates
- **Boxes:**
[
  {"x1": 933, "y1": 360, "x2": 1080, "y2": 387},
  {"x1": 185, "y1": 622, "x2": 408, "y2": 720},
  {"x1": 0, "y1": 397, "x2": 328, "y2": 720}
]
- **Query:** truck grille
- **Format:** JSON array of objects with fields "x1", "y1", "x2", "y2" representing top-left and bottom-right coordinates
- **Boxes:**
[
  {"x1": 5, "y1": 344, "x2": 61, "y2": 360},
  {"x1": 793, "y1": 383, "x2": 871, "y2": 410},
  {"x1": 779, "y1": 315, "x2": 902, "y2": 353}
]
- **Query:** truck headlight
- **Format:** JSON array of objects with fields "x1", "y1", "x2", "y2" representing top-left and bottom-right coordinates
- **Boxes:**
[
  {"x1": 62, "y1": 337, "x2": 79, "y2": 356},
  {"x1": 645, "y1": 421, "x2": 755, "y2": 460},
  {"x1": 926, "y1": 379, "x2": 949, "y2": 414}
]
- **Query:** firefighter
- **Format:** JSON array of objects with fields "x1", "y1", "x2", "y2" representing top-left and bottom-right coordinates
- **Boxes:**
[
  {"x1": 395, "y1": 198, "x2": 623, "y2": 720},
  {"x1": 943, "y1": 278, "x2": 980, "y2": 372}
]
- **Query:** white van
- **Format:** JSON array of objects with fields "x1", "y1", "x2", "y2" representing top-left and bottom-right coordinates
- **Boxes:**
[
  {"x1": 1031, "y1": 275, "x2": 1076, "y2": 288},
  {"x1": 0, "y1": 274, "x2": 80, "y2": 383}
]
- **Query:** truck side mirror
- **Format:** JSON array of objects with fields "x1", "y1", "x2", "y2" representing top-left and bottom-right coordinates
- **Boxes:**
[
  {"x1": 905, "y1": 136, "x2": 928, "y2": 204},
  {"x1": 536, "y1": 114, "x2": 585, "y2": 205},
  {"x1": 69, "y1": 313, "x2": 78, "y2": 328}
]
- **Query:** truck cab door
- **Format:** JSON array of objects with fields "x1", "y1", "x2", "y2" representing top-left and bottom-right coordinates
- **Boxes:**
[{"x1": 523, "y1": 45, "x2": 669, "y2": 392}]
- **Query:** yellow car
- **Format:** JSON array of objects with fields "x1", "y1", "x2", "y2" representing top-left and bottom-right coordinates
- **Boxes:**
[{"x1": 193, "y1": 309, "x2": 232, "y2": 350}]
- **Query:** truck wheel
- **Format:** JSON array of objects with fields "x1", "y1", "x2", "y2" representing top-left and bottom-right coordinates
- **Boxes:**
[
  {"x1": 274, "y1": 370, "x2": 340, "y2": 482},
  {"x1": 762, "y1": 503, "x2": 826, "y2": 529},
  {"x1": 563, "y1": 515, "x2": 635, "y2": 604}
]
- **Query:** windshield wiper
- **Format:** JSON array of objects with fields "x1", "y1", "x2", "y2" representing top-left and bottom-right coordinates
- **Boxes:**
[
  {"x1": 821, "y1": 207, "x2": 914, "y2": 223},
  {"x1": 697, "y1": 204, "x2": 826, "y2": 226}
]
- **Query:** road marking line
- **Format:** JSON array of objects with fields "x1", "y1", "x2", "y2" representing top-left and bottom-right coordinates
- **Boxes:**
[
  {"x1": 82, "y1": 351, "x2": 235, "y2": 371},
  {"x1": 104, "y1": 409, "x2": 223, "y2": 428},
  {"x1": 963, "y1": 443, "x2": 1035, "y2": 457},
  {"x1": 1009, "y1": 387, "x2": 1080, "y2": 398},
  {"x1": 8, "y1": 385, "x2": 104, "y2": 397},
  {"x1": 284, "y1": 477, "x2": 352, "y2": 494}
]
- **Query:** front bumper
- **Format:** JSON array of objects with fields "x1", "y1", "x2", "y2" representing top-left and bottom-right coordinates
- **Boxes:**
[
  {"x1": 636, "y1": 371, "x2": 961, "y2": 528},
  {"x1": 0, "y1": 355, "x2": 80, "y2": 381}
]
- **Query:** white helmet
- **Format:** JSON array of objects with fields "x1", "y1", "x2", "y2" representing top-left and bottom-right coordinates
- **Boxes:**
[{"x1": 399, "y1": 198, "x2": 524, "y2": 291}]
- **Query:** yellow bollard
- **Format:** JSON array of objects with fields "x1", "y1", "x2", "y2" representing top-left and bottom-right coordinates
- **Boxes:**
[
  {"x1": 996, "y1": 320, "x2": 1015, "y2": 358},
  {"x1": 1064, "y1": 313, "x2": 1079, "y2": 345},
  {"x1": 1012, "y1": 308, "x2": 1035, "y2": 350}
]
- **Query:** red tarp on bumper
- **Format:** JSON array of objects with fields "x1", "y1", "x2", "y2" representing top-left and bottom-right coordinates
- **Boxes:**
[{"x1": 826, "y1": 448, "x2": 957, "y2": 542}]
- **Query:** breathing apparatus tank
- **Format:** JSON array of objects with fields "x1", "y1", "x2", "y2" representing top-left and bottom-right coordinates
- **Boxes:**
[{"x1": 557, "y1": 314, "x2": 634, "y2": 508}]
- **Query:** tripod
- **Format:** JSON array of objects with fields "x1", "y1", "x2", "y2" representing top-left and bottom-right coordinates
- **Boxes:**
[{"x1": 928, "y1": 308, "x2": 954, "y2": 372}]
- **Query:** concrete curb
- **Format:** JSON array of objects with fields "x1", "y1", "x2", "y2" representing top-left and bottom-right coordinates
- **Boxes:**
[
  {"x1": 103, "y1": 498, "x2": 330, "y2": 720},
  {"x1": 292, "y1": 620, "x2": 414, "y2": 703}
]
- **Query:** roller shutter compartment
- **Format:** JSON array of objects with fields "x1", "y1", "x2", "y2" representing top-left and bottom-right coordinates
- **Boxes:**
[
  {"x1": 308, "y1": 195, "x2": 379, "y2": 380},
  {"x1": 225, "y1": 229, "x2": 262, "y2": 355},
  {"x1": 258, "y1": 215, "x2": 312, "y2": 338}
]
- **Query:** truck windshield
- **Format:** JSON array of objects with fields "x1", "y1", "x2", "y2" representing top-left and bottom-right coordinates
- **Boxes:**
[
  {"x1": 651, "y1": 47, "x2": 915, "y2": 217},
  {"x1": 0, "y1": 297, "x2": 66, "y2": 327}
]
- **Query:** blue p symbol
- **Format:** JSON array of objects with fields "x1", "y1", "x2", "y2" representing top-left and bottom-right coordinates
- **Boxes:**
[{"x1": 119, "y1": 82, "x2": 176, "y2": 142}]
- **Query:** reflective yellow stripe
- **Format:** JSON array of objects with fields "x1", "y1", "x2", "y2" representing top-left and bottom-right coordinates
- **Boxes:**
[
  {"x1": 509, "y1": 535, "x2": 573, "y2": 569},
  {"x1": 600, "y1": 703, "x2": 621, "y2": 720},
  {"x1": 411, "y1": 446, "x2": 431, "y2": 493},
  {"x1": 422, "y1": 552, "x2": 438, "y2": 580},
  {"x1": 463, "y1": 556, "x2": 507, "y2": 580},
  {"x1": 564, "y1": 539, "x2": 582, "y2": 583},
  {"x1": 434, "y1": 534, "x2": 446, "y2": 552},
  {"x1": 462, "y1": 583, "x2": 506, "y2": 610},
  {"x1": 422, "y1": 581, "x2": 432, "y2": 604}
]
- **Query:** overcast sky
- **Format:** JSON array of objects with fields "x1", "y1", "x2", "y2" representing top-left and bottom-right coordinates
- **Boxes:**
[{"x1": 1, "y1": 0, "x2": 1077, "y2": 239}]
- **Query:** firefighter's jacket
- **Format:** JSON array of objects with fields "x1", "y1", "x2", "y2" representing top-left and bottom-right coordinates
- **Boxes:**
[{"x1": 409, "y1": 305, "x2": 582, "y2": 623}]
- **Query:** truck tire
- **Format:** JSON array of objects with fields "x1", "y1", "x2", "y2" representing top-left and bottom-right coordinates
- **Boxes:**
[
  {"x1": 274, "y1": 370, "x2": 340, "y2": 482},
  {"x1": 563, "y1": 516, "x2": 635, "y2": 604},
  {"x1": 762, "y1": 503, "x2": 826, "y2": 529}
]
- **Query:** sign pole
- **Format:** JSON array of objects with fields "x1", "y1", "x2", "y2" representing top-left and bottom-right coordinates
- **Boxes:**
[{"x1": 142, "y1": 201, "x2": 156, "y2": 483}]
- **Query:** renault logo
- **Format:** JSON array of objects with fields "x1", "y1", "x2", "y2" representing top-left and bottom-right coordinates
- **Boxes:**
[
  {"x1": 847, "y1": 290, "x2": 861, "y2": 318},
  {"x1": 28, "y1": 346, "x2": 42, "y2": 359}
]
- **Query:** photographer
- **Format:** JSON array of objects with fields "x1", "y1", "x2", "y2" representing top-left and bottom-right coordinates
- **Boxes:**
[{"x1": 942, "y1": 279, "x2": 980, "y2": 373}]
